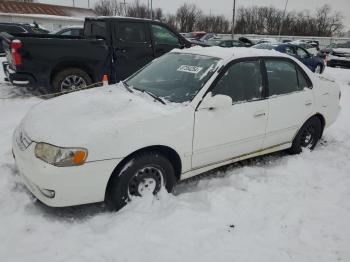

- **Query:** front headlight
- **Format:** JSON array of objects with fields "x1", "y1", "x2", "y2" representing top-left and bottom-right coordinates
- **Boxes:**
[{"x1": 35, "y1": 143, "x2": 88, "y2": 167}]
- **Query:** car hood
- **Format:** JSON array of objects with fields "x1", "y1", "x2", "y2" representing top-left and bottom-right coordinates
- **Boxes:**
[{"x1": 21, "y1": 84, "x2": 186, "y2": 147}]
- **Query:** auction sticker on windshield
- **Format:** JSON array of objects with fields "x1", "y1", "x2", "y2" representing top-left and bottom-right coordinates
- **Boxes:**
[{"x1": 177, "y1": 65, "x2": 203, "y2": 74}]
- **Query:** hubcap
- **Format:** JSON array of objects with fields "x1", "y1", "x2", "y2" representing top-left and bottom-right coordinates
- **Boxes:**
[
  {"x1": 301, "y1": 124, "x2": 315, "y2": 148},
  {"x1": 128, "y1": 166, "x2": 164, "y2": 198},
  {"x1": 60, "y1": 75, "x2": 87, "y2": 92}
]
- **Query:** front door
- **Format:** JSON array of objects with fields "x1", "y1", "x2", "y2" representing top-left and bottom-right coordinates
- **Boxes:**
[
  {"x1": 113, "y1": 21, "x2": 154, "y2": 82},
  {"x1": 192, "y1": 59, "x2": 268, "y2": 168}
]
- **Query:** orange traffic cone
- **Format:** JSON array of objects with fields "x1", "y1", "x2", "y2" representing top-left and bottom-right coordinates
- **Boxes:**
[{"x1": 102, "y1": 74, "x2": 108, "y2": 86}]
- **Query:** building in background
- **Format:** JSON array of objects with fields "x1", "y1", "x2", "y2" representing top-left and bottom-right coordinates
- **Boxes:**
[{"x1": 0, "y1": 1, "x2": 96, "y2": 32}]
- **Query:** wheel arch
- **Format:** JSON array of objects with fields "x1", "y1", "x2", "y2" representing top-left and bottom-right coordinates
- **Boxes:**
[
  {"x1": 50, "y1": 61, "x2": 95, "y2": 86},
  {"x1": 314, "y1": 112, "x2": 326, "y2": 138},
  {"x1": 105, "y1": 145, "x2": 182, "y2": 199}
]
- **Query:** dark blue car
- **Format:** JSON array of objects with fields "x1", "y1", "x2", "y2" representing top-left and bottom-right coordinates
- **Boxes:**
[{"x1": 253, "y1": 43, "x2": 325, "y2": 73}]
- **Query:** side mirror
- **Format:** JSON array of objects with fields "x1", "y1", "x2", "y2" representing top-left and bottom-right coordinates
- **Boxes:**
[{"x1": 198, "y1": 93, "x2": 232, "y2": 110}]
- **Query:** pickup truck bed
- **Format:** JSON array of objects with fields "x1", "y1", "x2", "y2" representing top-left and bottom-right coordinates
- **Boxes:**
[
  {"x1": 1, "y1": 32, "x2": 109, "y2": 92},
  {"x1": 1, "y1": 17, "x2": 191, "y2": 93}
]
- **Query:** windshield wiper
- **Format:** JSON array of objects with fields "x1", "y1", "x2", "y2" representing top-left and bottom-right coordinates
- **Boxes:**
[
  {"x1": 133, "y1": 87, "x2": 166, "y2": 105},
  {"x1": 120, "y1": 81, "x2": 133, "y2": 93}
]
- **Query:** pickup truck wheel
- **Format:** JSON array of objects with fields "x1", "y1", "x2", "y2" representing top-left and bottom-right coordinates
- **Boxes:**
[
  {"x1": 52, "y1": 68, "x2": 92, "y2": 94},
  {"x1": 105, "y1": 152, "x2": 176, "y2": 211}
]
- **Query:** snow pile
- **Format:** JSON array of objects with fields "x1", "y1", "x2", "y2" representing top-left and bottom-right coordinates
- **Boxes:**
[{"x1": 0, "y1": 62, "x2": 350, "y2": 261}]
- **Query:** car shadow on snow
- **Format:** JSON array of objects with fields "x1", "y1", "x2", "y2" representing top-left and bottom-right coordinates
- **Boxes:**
[
  {"x1": 11, "y1": 138, "x2": 331, "y2": 221},
  {"x1": 0, "y1": 82, "x2": 42, "y2": 99},
  {"x1": 16, "y1": 151, "x2": 291, "y2": 222}
]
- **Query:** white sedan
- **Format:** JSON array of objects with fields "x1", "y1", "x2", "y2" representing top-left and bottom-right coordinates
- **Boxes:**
[{"x1": 13, "y1": 47, "x2": 341, "y2": 211}]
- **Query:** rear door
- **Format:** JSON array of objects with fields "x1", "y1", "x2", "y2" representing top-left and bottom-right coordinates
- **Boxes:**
[
  {"x1": 263, "y1": 58, "x2": 314, "y2": 148},
  {"x1": 150, "y1": 23, "x2": 184, "y2": 58},
  {"x1": 113, "y1": 20, "x2": 154, "y2": 81}
]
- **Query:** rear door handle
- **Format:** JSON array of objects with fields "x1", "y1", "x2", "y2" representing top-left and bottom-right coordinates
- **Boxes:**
[
  {"x1": 254, "y1": 111, "x2": 266, "y2": 118},
  {"x1": 305, "y1": 100, "x2": 312, "y2": 106}
]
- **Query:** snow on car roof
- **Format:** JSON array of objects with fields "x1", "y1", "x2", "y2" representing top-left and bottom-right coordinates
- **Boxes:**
[{"x1": 171, "y1": 46, "x2": 289, "y2": 61}]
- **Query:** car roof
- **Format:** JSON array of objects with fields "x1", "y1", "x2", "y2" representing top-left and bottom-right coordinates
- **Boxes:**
[{"x1": 171, "y1": 46, "x2": 291, "y2": 60}]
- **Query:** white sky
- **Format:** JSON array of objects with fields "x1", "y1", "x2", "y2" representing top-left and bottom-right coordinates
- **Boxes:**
[{"x1": 38, "y1": 0, "x2": 350, "y2": 30}]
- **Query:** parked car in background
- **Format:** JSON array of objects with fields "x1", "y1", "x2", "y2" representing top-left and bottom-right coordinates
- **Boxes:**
[
  {"x1": 1, "y1": 17, "x2": 191, "y2": 93},
  {"x1": 0, "y1": 22, "x2": 49, "y2": 55},
  {"x1": 199, "y1": 33, "x2": 220, "y2": 42},
  {"x1": 12, "y1": 47, "x2": 340, "y2": 211},
  {"x1": 319, "y1": 41, "x2": 350, "y2": 69},
  {"x1": 253, "y1": 43, "x2": 325, "y2": 73},
  {"x1": 54, "y1": 26, "x2": 83, "y2": 36},
  {"x1": 182, "y1": 31, "x2": 207, "y2": 41},
  {"x1": 255, "y1": 38, "x2": 278, "y2": 44},
  {"x1": 291, "y1": 41, "x2": 319, "y2": 55},
  {"x1": 206, "y1": 39, "x2": 250, "y2": 48}
]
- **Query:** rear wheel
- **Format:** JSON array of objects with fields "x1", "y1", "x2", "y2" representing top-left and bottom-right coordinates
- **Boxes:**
[
  {"x1": 289, "y1": 117, "x2": 322, "y2": 154},
  {"x1": 52, "y1": 68, "x2": 92, "y2": 94},
  {"x1": 105, "y1": 152, "x2": 176, "y2": 211}
]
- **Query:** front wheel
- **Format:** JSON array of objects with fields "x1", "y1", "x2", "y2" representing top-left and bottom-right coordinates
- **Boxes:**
[
  {"x1": 105, "y1": 152, "x2": 176, "y2": 211},
  {"x1": 289, "y1": 117, "x2": 322, "y2": 154}
]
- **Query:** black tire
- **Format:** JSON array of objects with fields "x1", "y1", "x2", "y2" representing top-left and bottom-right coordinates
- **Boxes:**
[
  {"x1": 52, "y1": 68, "x2": 92, "y2": 94},
  {"x1": 289, "y1": 116, "x2": 322, "y2": 154},
  {"x1": 105, "y1": 152, "x2": 176, "y2": 211}
]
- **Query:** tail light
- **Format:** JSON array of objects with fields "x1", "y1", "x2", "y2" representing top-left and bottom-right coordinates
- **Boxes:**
[{"x1": 11, "y1": 39, "x2": 22, "y2": 66}]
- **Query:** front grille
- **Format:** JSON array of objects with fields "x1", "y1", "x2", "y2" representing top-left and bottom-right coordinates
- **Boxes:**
[{"x1": 15, "y1": 126, "x2": 32, "y2": 151}]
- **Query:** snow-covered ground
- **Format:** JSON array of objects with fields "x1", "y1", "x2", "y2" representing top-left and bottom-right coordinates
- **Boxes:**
[{"x1": 0, "y1": 58, "x2": 350, "y2": 262}]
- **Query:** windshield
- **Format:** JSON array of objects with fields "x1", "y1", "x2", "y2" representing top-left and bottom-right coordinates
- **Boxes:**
[{"x1": 126, "y1": 53, "x2": 221, "y2": 103}]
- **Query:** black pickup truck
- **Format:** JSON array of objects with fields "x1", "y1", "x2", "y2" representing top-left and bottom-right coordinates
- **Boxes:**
[{"x1": 1, "y1": 17, "x2": 191, "y2": 93}]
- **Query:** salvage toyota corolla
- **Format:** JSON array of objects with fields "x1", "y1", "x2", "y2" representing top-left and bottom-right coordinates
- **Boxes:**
[{"x1": 13, "y1": 47, "x2": 341, "y2": 211}]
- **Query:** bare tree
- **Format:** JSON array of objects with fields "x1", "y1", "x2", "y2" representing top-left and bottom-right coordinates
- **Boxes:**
[
  {"x1": 94, "y1": 0, "x2": 123, "y2": 16},
  {"x1": 176, "y1": 4, "x2": 202, "y2": 32}
]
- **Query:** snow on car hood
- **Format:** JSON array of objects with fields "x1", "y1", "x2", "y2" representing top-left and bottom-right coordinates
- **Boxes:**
[{"x1": 21, "y1": 84, "x2": 186, "y2": 146}]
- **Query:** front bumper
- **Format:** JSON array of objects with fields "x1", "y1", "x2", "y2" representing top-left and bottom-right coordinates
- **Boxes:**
[
  {"x1": 2, "y1": 62, "x2": 36, "y2": 87},
  {"x1": 12, "y1": 132, "x2": 121, "y2": 207}
]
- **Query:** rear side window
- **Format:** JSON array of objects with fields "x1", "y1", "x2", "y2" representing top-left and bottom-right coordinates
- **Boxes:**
[
  {"x1": 0, "y1": 25, "x2": 26, "y2": 34},
  {"x1": 118, "y1": 22, "x2": 146, "y2": 43},
  {"x1": 212, "y1": 60, "x2": 263, "y2": 103},
  {"x1": 297, "y1": 69, "x2": 311, "y2": 89},
  {"x1": 296, "y1": 47, "x2": 309, "y2": 58},
  {"x1": 84, "y1": 21, "x2": 106, "y2": 39},
  {"x1": 265, "y1": 60, "x2": 299, "y2": 96}
]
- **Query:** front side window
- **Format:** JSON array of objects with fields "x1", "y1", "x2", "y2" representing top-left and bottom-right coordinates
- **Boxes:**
[
  {"x1": 265, "y1": 59, "x2": 299, "y2": 96},
  {"x1": 126, "y1": 53, "x2": 220, "y2": 103},
  {"x1": 151, "y1": 24, "x2": 180, "y2": 45},
  {"x1": 118, "y1": 22, "x2": 146, "y2": 43},
  {"x1": 212, "y1": 60, "x2": 263, "y2": 103}
]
